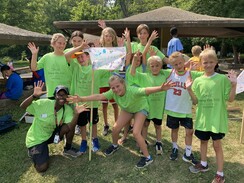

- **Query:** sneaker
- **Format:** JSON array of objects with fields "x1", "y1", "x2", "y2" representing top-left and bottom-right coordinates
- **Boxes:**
[
  {"x1": 211, "y1": 174, "x2": 225, "y2": 183},
  {"x1": 79, "y1": 140, "x2": 87, "y2": 154},
  {"x1": 155, "y1": 142, "x2": 163, "y2": 155},
  {"x1": 104, "y1": 144, "x2": 119, "y2": 156},
  {"x1": 74, "y1": 125, "x2": 81, "y2": 135},
  {"x1": 182, "y1": 153, "x2": 199, "y2": 165},
  {"x1": 136, "y1": 157, "x2": 153, "y2": 168},
  {"x1": 170, "y1": 148, "x2": 178, "y2": 160},
  {"x1": 103, "y1": 125, "x2": 109, "y2": 136},
  {"x1": 63, "y1": 147, "x2": 81, "y2": 158},
  {"x1": 128, "y1": 125, "x2": 133, "y2": 133},
  {"x1": 189, "y1": 163, "x2": 209, "y2": 173},
  {"x1": 92, "y1": 138, "x2": 100, "y2": 152}
]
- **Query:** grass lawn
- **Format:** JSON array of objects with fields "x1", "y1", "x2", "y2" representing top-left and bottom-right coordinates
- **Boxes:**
[{"x1": 0, "y1": 92, "x2": 243, "y2": 183}]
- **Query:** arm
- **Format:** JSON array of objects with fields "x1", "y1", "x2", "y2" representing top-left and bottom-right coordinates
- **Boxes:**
[
  {"x1": 227, "y1": 70, "x2": 237, "y2": 102},
  {"x1": 142, "y1": 30, "x2": 158, "y2": 66},
  {"x1": 98, "y1": 19, "x2": 106, "y2": 29},
  {"x1": 186, "y1": 76, "x2": 198, "y2": 105},
  {"x1": 123, "y1": 28, "x2": 132, "y2": 67},
  {"x1": 64, "y1": 40, "x2": 89, "y2": 64},
  {"x1": 145, "y1": 80, "x2": 175, "y2": 95},
  {"x1": 27, "y1": 42, "x2": 39, "y2": 71},
  {"x1": 67, "y1": 94, "x2": 106, "y2": 104},
  {"x1": 20, "y1": 81, "x2": 46, "y2": 110},
  {"x1": 130, "y1": 51, "x2": 141, "y2": 76}
]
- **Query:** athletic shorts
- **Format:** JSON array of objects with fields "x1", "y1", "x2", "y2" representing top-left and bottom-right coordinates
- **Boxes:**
[
  {"x1": 27, "y1": 126, "x2": 63, "y2": 166},
  {"x1": 99, "y1": 87, "x2": 115, "y2": 103},
  {"x1": 195, "y1": 130, "x2": 225, "y2": 141},
  {"x1": 166, "y1": 115, "x2": 193, "y2": 129},
  {"x1": 146, "y1": 118, "x2": 162, "y2": 126},
  {"x1": 77, "y1": 108, "x2": 99, "y2": 127}
]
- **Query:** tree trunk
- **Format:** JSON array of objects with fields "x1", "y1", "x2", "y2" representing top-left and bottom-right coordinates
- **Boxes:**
[
  {"x1": 116, "y1": 0, "x2": 129, "y2": 17},
  {"x1": 220, "y1": 39, "x2": 227, "y2": 58}
]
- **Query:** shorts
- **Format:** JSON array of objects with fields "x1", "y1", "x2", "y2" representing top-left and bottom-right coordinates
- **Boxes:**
[
  {"x1": 77, "y1": 108, "x2": 99, "y2": 127},
  {"x1": 195, "y1": 130, "x2": 225, "y2": 141},
  {"x1": 27, "y1": 126, "x2": 63, "y2": 166},
  {"x1": 99, "y1": 87, "x2": 115, "y2": 103},
  {"x1": 146, "y1": 118, "x2": 162, "y2": 126},
  {"x1": 166, "y1": 115, "x2": 193, "y2": 129}
]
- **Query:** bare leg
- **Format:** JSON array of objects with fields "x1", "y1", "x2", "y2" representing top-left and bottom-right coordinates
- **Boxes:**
[
  {"x1": 102, "y1": 103, "x2": 108, "y2": 126},
  {"x1": 213, "y1": 140, "x2": 224, "y2": 172},
  {"x1": 112, "y1": 103, "x2": 119, "y2": 121}
]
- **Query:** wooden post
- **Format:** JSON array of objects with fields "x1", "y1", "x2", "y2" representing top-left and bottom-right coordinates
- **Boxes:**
[
  {"x1": 89, "y1": 70, "x2": 94, "y2": 161},
  {"x1": 240, "y1": 109, "x2": 244, "y2": 144}
]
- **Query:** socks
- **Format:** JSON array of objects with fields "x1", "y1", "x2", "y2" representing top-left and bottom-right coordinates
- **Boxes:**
[
  {"x1": 201, "y1": 161, "x2": 208, "y2": 167},
  {"x1": 217, "y1": 171, "x2": 224, "y2": 176},
  {"x1": 185, "y1": 145, "x2": 192, "y2": 156},
  {"x1": 172, "y1": 142, "x2": 178, "y2": 149},
  {"x1": 112, "y1": 144, "x2": 118, "y2": 148},
  {"x1": 146, "y1": 155, "x2": 151, "y2": 160}
]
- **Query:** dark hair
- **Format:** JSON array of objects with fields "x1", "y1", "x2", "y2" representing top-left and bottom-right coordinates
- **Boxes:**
[
  {"x1": 0, "y1": 65, "x2": 10, "y2": 73},
  {"x1": 69, "y1": 30, "x2": 84, "y2": 44},
  {"x1": 170, "y1": 27, "x2": 178, "y2": 36}
]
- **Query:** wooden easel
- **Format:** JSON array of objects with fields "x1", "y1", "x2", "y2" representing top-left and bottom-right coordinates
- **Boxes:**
[{"x1": 240, "y1": 109, "x2": 244, "y2": 144}]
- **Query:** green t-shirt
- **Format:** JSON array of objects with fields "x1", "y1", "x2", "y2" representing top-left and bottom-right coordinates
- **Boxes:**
[
  {"x1": 37, "y1": 52, "x2": 72, "y2": 97},
  {"x1": 131, "y1": 42, "x2": 165, "y2": 61},
  {"x1": 26, "y1": 99, "x2": 73, "y2": 148},
  {"x1": 125, "y1": 64, "x2": 146, "y2": 86},
  {"x1": 70, "y1": 62, "x2": 101, "y2": 108},
  {"x1": 192, "y1": 73, "x2": 231, "y2": 133},
  {"x1": 103, "y1": 86, "x2": 149, "y2": 113},
  {"x1": 130, "y1": 70, "x2": 167, "y2": 119}
]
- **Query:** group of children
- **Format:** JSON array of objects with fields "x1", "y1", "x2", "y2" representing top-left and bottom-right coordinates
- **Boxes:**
[{"x1": 25, "y1": 21, "x2": 237, "y2": 183}]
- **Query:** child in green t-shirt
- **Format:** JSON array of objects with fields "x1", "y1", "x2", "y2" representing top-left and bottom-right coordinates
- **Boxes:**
[
  {"x1": 67, "y1": 75, "x2": 175, "y2": 168},
  {"x1": 186, "y1": 49, "x2": 237, "y2": 183},
  {"x1": 65, "y1": 43, "x2": 103, "y2": 154}
]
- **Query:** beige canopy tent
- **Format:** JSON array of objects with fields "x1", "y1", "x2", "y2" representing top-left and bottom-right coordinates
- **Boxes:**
[{"x1": 53, "y1": 6, "x2": 244, "y2": 48}]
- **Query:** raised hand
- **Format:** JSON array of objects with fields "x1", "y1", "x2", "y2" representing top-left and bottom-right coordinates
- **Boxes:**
[
  {"x1": 27, "y1": 42, "x2": 39, "y2": 55},
  {"x1": 33, "y1": 81, "x2": 46, "y2": 97},
  {"x1": 74, "y1": 103, "x2": 89, "y2": 114},
  {"x1": 185, "y1": 76, "x2": 193, "y2": 89},
  {"x1": 148, "y1": 47, "x2": 157, "y2": 56},
  {"x1": 80, "y1": 39, "x2": 89, "y2": 49},
  {"x1": 148, "y1": 30, "x2": 158, "y2": 42},
  {"x1": 226, "y1": 69, "x2": 237, "y2": 84},
  {"x1": 98, "y1": 19, "x2": 106, "y2": 29},
  {"x1": 122, "y1": 27, "x2": 130, "y2": 41},
  {"x1": 161, "y1": 80, "x2": 176, "y2": 91},
  {"x1": 67, "y1": 95, "x2": 81, "y2": 104},
  {"x1": 203, "y1": 44, "x2": 215, "y2": 50},
  {"x1": 93, "y1": 39, "x2": 101, "y2": 47}
]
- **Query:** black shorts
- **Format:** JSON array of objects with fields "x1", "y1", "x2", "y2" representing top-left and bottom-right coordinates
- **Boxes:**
[
  {"x1": 77, "y1": 108, "x2": 99, "y2": 127},
  {"x1": 195, "y1": 130, "x2": 225, "y2": 141},
  {"x1": 166, "y1": 115, "x2": 193, "y2": 129},
  {"x1": 27, "y1": 126, "x2": 63, "y2": 166},
  {"x1": 146, "y1": 118, "x2": 162, "y2": 126}
]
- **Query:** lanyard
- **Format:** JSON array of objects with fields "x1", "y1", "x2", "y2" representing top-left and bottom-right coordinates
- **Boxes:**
[{"x1": 54, "y1": 106, "x2": 65, "y2": 127}]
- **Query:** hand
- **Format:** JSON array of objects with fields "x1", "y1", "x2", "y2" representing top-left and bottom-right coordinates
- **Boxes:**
[
  {"x1": 117, "y1": 37, "x2": 125, "y2": 47},
  {"x1": 189, "y1": 61, "x2": 199, "y2": 71},
  {"x1": 132, "y1": 51, "x2": 141, "y2": 65},
  {"x1": 122, "y1": 28, "x2": 130, "y2": 41},
  {"x1": 94, "y1": 39, "x2": 101, "y2": 47},
  {"x1": 98, "y1": 19, "x2": 106, "y2": 29},
  {"x1": 149, "y1": 30, "x2": 158, "y2": 42},
  {"x1": 161, "y1": 80, "x2": 176, "y2": 91},
  {"x1": 148, "y1": 47, "x2": 157, "y2": 56},
  {"x1": 67, "y1": 95, "x2": 82, "y2": 104},
  {"x1": 80, "y1": 39, "x2": 89, "y2": 49},
  {"x1": 74, "y1": 103, "x2": 89, "y2": 114},
  {"x1": 27, "y1": 42, "x2": 39, "y2": 55},
  {"x1": 33, "y1": 81, "x2": 46, "y2": 97},
  {"x1": 185, "y1": 76, "x2": 193, "y2": 89},
  {"x1": 203, "y1": 44, "x2": 215, "y2": 50},
  {"x1": 226, "y1": 69, "x2": 237, "y2": 84}
]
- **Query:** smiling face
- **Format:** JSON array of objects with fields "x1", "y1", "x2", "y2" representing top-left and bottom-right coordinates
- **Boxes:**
[
  {"x1": 148, "y1": 56, "x2": 162, "y2": 76},
  {"x1": 76, "y1": 53, "x2": 89, "y2": 66},
  {"x1": 137, "y1": 28, "x2": 149, "y2": 45},
  {"x1": 52, "y1": 37, "x2": 67, "y2": 54},
  {"x1": 55, "y1": 90, "x2": 68, "y2": 106},
  {"x1": 71, "y1": 36, "x2": 83, "y2": 48},
  {"x1": 200, "y1": 49, "x2": 218, "y2": 76},
  {"x1": 109, "y1": 77, "x2": 126, "y2": 96}
]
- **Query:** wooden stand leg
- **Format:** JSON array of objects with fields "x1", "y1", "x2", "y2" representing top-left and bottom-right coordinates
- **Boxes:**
[{"x1": 240, "y1": 109, "x2": 244, "y2": 144}]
